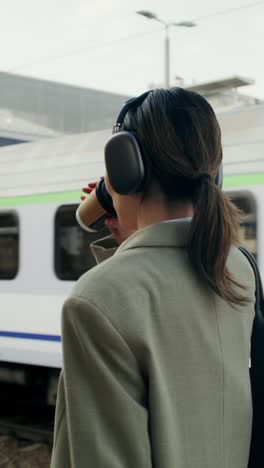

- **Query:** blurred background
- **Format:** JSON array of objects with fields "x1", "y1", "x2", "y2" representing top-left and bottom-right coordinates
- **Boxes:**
[
  {"x1": 0, "y1": 0, "x2": 263, "y2": 141},
  {"x1": 0, "y1": 1, "x2": 263, "y2": 466}
]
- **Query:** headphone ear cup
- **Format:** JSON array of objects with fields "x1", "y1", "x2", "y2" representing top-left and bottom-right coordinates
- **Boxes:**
[
  {"x1": 104, "y1": 131, "x2": 146, "y2": 195},
  {"x1": 215, "y1": 163, "x2": 223, "y2": 188}
]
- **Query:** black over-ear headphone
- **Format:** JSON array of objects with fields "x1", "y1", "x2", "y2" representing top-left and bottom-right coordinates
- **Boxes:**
[
  {"x1": 104, "y1": 90, "x2": 223, "y2": 197},
  {"x1": 104, "y1": 91, "x2": 151, "y2": 195}
]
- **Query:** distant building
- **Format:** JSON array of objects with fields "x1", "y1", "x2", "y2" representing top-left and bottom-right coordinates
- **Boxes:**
[
  {"x1": 149, "y1": 76, "x2": 262, "y2": 112},
  {"x1": 1, "y1": 72, "x2": 262, "y2": 150},
  {"x1": 187, "y1": 77, "x2": 262, "y2": 112},
  {"x1": 0, "y1": 71, "x2": 130, "y2": 145}
]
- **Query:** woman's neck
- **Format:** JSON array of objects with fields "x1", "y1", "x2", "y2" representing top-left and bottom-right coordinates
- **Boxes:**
[{"x1": 137, "y1": 193, "x2": 194, "y2": 229}]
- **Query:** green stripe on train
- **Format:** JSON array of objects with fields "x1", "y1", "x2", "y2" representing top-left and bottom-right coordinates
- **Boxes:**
[
  {"x1": 0, "y1": 173, "x2": 264, "y2": 207},
  {"x1": 223, "y1": 173, "x2": 264, "y2": 188},
  {"x1": 0, "y1": 191, "x2": 82, "y2": 207}
]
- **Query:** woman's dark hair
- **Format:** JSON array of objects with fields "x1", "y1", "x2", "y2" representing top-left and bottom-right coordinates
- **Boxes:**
[{"x1": 123, "y1": 87, "x2": 247, "y2": 306}]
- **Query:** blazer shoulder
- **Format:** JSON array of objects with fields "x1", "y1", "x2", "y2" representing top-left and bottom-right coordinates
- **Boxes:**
[{"x1": 72, "y1": 248, "x2": 142, "y2": 303}]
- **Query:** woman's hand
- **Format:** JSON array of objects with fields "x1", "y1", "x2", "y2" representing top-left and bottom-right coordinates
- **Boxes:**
[
  {"x1": 80, "y1": 182, "x2": 97, "y2": 201},
  {"x1": 81, "y1": 182, "x2": 133, "y2": 245},
  {"x1": 104, "y1": 216, "x2": 131, "y2": 245}
]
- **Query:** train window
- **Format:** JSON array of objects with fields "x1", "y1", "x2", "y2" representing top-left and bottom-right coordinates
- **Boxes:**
[
  {"x1": 226, "y1": 190, "x2": 257, "y2": 259},
  {"x1": 54, "y1": 204, "x2": 109, "y2": 281},
  {"x1": 0, "y1": 212, "x2": 19, "y2": 279}
]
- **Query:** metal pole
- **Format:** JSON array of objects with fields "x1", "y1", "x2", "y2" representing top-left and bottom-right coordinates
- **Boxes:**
[{"x1": 164, "y1": 24, "x2": 170, "y2": 88}]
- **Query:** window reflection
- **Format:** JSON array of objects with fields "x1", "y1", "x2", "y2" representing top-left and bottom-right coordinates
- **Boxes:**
[
  {"x1": 55, "y1": 204, "x2": 109, "y2": 281},
  {"x1": 0, "y1": 212, "x2": 19, "y2": 279},
  {"x1": 227, "y1": 191, "x2": 257, "y2": 260}
]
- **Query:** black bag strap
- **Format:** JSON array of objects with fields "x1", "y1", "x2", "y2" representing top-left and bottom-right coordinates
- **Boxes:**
[
  {"x1": 238, "y1": 246, "x2": 264, "y2": 322},
  {"x1": 238, "y1": 246, "x2": 264, "y2": 468}
]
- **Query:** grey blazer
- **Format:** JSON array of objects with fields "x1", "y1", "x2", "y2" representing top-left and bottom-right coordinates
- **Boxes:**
[{"x1": 51, "y1": 219, "x2": 255, "y2": 468}]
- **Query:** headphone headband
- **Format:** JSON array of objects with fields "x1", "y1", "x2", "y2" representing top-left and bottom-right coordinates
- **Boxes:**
[{"x1": 113, "y1": 90, "x2": 152, "y2": 134}]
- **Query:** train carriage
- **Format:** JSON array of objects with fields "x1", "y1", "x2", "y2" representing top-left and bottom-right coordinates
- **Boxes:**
[{"x1": 0, "y1": 104, "x2": 263, "y2": 384}]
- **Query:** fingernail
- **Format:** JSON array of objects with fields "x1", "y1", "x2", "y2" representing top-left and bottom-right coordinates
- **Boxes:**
[{"x1": 105, "y1": 218, "x2": 113, "y2": 226}]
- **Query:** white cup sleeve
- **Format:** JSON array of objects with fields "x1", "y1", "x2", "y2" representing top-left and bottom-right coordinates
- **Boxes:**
[{"x1": 76, "y1": 206, "x2": 97, "y2": 233}]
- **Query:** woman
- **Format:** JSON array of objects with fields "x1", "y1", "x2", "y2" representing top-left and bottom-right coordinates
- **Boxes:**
[{"x1": 51, "y1": 88, "x2": 255, "y2": 468}]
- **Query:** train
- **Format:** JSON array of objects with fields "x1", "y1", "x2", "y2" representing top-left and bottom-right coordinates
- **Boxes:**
[{"x1": 0, "y1": 103, "x2": 263, "y2": 403}]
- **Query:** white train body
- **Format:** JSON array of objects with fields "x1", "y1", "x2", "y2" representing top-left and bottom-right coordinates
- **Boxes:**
[
  {"x1": 0, "y1": 202, "x2": 70, "y2": 368},
  {"x1": 0, "y1": 130, "x2": 110, "y2": 369},
  {"x1": 0, "y1": 104, "x2": 263, "y2": 370}
]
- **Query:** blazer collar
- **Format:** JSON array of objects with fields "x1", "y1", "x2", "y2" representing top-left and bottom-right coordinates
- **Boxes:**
[{"x1": 116, "y1": 219, "x2": 191, "y2": 254}]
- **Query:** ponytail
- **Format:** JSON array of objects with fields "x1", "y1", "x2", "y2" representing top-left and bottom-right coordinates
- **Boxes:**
[
  {"x1": 124, "y1": 87, "x2": 249, "y2": 305},
  {"x1": 188, "y1": 178, "x2": 248, "y2": 306}
]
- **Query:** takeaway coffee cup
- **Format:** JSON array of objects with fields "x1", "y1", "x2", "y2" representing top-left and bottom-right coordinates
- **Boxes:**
[{"x1": 76, "y1": 178, "x2": 116, "y2": 232}]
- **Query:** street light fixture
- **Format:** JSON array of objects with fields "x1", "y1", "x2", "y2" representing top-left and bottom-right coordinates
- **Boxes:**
[
  {"x1": 137, "y1": 10, "x2": 158, "y2": 20},
  {"x1": 136, "y1": 10, "x2": 197, "y2": 88},
  {"x1": 173, "y1": 21, "x2": 196, "y2": 27}
]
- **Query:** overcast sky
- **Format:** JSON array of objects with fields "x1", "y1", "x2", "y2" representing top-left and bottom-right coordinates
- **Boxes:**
[{"x1": 1, "y1": 0, "x2": 263, "y2": 98}]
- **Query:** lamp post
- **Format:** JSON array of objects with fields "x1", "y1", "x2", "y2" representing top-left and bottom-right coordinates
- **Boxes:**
[{"x1": 136, "y1": 10, "x2": 196, "y2": 89}]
